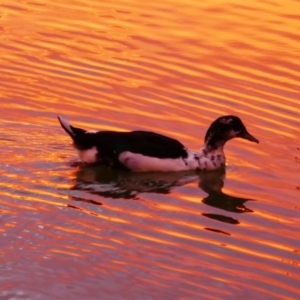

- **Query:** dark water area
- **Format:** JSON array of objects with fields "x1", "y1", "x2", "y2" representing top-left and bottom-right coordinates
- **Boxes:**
[{"x1": 0, "y1": 0, "x2": 300, "y2": 299}]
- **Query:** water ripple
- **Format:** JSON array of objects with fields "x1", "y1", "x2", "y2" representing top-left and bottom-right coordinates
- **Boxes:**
[{"x1": 0, "y1": 0, "x2": 300, "y2": 298}]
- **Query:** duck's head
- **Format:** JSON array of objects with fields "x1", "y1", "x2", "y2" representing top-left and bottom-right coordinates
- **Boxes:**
[{"x1": 204, "y1": 115, "x2": 259, "y2": 151}]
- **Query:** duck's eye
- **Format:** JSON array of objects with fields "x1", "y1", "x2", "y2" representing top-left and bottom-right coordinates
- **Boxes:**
[{"x1": 228, "y1": 129, "x2": 240, "y2": 138}]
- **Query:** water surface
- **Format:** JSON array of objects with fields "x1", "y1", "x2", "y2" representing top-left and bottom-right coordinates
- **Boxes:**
[{"x1": 0, "y1": 0, "x2": 300, "y2": 299}]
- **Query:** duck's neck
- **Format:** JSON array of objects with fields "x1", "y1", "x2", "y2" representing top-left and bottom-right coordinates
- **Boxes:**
[
  {"x1": 202, "y1": 135, "x2": 227, "y2": 154},
  {"x1": 200, "y1": 144, "x2": 224, "y2": 157}
]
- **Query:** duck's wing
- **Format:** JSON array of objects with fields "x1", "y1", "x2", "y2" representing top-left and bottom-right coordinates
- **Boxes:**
[{"x1": 93, "y1": 131, "x2": 188, "y2": 159}]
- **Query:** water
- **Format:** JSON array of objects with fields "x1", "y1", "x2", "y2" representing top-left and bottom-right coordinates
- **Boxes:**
[{"x1": 0, "y1": 0, "x2": 300, "y2": 299}]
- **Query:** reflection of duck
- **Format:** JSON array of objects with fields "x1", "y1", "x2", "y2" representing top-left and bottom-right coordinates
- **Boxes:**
[
  {"x1": 199, "y1": 170, "x2": 254, "y2": 226},
  {"x1": 72, "y1": 165, "x2": 199, "y2": 199},
  {"x1": 72, "y1": 165, "x2": 253, "y2": 210},
  {"x1": 199, "y1": 171, "x2": 253, "y2": 213},
  {"x1": 58, "y1": 115, "x2": 258, "y2": 172},
  {"x1": 71, "y1": 165, "x2": 255, "y2": 232}
]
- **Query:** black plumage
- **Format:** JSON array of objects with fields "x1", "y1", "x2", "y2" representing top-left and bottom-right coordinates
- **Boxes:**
[{"x1": 80, "y1": 131, "x2": 187, "y2": 160}]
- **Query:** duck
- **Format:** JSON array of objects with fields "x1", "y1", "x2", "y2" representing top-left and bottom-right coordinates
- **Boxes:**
[{"x1": 58, "y1": 115, "x2": 259, "y2": 172}]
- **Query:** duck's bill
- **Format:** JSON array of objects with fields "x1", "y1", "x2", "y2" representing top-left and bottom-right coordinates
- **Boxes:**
[{"x1": 239, "y1": 129, "x2": 259, "y2": 143}]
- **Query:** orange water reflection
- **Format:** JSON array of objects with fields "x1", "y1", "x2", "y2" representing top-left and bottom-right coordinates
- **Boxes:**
[{"x1": 1, "y1": 0, "x2": 300, "y2": 298}]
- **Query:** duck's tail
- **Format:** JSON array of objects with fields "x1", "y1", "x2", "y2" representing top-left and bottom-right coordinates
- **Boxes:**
[{"x1": 57, "y1": 116, "x2": 86, "y2": 140}]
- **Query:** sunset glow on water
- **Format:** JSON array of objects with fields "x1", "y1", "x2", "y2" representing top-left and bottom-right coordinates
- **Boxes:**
[{"x1": 0, "y1": 0, "x2": 300, "y2": 299}]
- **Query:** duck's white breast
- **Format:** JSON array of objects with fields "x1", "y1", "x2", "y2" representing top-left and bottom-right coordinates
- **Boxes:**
[
  {"x1": 118, "y1": 151, "x2": 192, "y2": 172},
  {"x1": 189, "y1": 150, "x2": 225, "y2": 171},
  {"x1": 118, "y1": 150, "x2": 225, "y2": 172}
]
